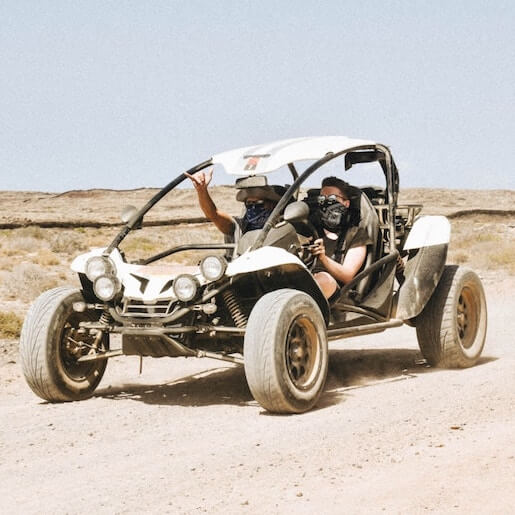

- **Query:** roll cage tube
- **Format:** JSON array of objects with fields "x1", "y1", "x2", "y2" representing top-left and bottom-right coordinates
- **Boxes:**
[
  {"x1": 104, "y1": 159, "x2": 213, "y2": 255},
  {"x1": 251, "y1": 144, "x2": 398, "y2": 252},
  {"x1": 140, "y1": 243, "x2": 236, "y2": 265}
]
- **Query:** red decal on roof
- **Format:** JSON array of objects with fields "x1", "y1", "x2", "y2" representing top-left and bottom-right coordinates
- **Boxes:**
[{"x1": 244, "y1": 156, "x2": 260, "y2": 171}]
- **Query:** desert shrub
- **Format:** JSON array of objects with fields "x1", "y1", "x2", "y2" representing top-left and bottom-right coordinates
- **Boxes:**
[
  {"x1": 17, "y1": 226, "x2": 45, "y2": 239},
  {"x1": 50, "y1": 232, "x2": 87, "y2": 254},
  {"x1": 34, "y1": 249, "x2": 61, "y2": 266},
  {"x1": 490, "y1": 247, "x2": 515, "y2": 275},
  {"x1": 120, "y1": 236, "x2": 159, "y2": 256},
  {"x1": 8, "y1": 235, "x2": 50, "y2": 253},
  {"x1": 2, "y1": 263, "x2": 58, "y2": 302},
  {"x1": 0, "y1": 258, "x2": 13, "y2": 271},
  {"x1": 0, "y1": 311, "x2": 23, "y2": 339},
  {"x1": 453, "y1": 251, "x2": 469, "y2": 264}
]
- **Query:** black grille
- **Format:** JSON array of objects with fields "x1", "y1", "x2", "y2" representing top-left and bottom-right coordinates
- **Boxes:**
[{"x1": 120, "y1": 298, "x2": 174, "y2": 318}]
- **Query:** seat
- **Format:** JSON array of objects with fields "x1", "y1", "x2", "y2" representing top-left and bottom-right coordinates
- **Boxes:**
[{"x1": 352, "y1": 191, "x2": 380, "y2": 299}]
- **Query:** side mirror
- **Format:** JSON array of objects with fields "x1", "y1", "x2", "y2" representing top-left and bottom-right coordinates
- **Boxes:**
[
  {"x1": 121, "y1": 205, "x2": 142, "y2": 228},
  {"x1": 283, "y1": 201, "x2": 309, "y2": 224}
]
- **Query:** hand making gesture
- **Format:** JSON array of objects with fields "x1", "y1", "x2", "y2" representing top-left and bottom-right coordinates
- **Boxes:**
[{"x1": 185, "y1": 167, "x2": 214, "y2": 193}]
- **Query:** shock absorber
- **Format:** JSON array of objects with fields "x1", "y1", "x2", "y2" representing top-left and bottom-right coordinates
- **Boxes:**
[
  {"x1": 99, "y1": 311, "x2": 112, "y2": 326},
  {"x1": 222, "y1": 290, "x2": 248, "y2": 328},
  {"x1": 92, "y1": 311, "x2": 112, "y2": 351}
]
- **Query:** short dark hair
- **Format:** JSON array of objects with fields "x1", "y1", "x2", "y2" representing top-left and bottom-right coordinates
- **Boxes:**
[{"x1": 321, "y1": 176, "x2": 353, "y2": 199}]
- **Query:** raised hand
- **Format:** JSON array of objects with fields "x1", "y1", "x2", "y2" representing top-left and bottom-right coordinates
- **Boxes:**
[{"x1": 185, "y1": 167, "x2": 214, "y2": 192}]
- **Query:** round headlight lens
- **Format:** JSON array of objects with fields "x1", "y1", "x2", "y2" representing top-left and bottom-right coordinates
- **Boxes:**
[
  {"x1": 200, "y1": 255, "x2": 227, "y2": 281},
  {"x1": 93, "y1": 275, "x2": 120, "y2": 302},
  {"x1": 173, "y1": 274, "x2": 199, "y2": 302},
  {"x1": 86, "y1": 256, "x2": 114, "y2": 282}
]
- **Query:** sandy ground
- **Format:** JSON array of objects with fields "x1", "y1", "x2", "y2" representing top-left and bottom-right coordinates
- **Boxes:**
[{"x1": 1, "y1": 277, "x2": 514, "y2": 514}]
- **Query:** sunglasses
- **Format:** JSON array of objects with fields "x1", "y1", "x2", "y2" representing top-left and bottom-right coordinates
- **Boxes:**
[
  {"x1": 317, "y1": 194, "x2": 346, "y2": 204},
  {"x1": 245, "y1": 200, "x2": 265, "y2": 208}
]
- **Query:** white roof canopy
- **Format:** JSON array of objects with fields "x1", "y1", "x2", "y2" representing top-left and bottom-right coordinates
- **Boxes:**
[{"x1": 212, "y1": 136, "x2": 377, "y2": 176}]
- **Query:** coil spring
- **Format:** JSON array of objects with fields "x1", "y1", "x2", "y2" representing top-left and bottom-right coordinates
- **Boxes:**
[
  {"x1": 99, "y1": 311, "x2": 112, "y2": 326},
  {"x1": 222, "y1": 290, "x2": 248, "y2": 328}
]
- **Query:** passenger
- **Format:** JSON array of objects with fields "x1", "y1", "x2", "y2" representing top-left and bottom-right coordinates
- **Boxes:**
[
  {"x1": 185, "y1": 167, "x2": 283, "y2": 238},
  {"x1": 308, "y1": 177, "x2": 372, "y2": 301}
]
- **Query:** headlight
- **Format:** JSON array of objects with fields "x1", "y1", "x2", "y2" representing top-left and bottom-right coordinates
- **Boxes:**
[
  {"x1": 200, "y1": 255, "x2": 227, "y2": 281},
  {"x1": 93, "y1": 275, "x2": 121, "y2": 301},
  {"x1": 173, "y1": 274, "x2": 199, "y2": 302},
  {"x1": 86, "y1": 256, "x2": 115, "y2": 282}
]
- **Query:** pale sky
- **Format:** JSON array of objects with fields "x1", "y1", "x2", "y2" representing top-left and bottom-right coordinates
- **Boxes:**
[{"x1": 1, "y1": 0, "x2": 514, "y2": 192}]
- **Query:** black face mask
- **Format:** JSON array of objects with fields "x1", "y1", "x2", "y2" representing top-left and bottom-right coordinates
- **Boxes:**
[{"x1": 319, "y1": 200, "x2": 349, "y2": 231}]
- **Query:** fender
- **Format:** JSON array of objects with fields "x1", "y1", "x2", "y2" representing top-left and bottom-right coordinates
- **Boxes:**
[
  {"x1": 227, "y1": 246, "x2": 307, "y2": 276},
  {"x1": 228, "y1": 247, "x2": 330, "y2": 323},
  {"x1": 396, "y1": 216, "x2": 450, "y2": 320}
]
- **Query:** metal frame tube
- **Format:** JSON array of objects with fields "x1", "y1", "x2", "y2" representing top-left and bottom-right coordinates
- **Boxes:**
[
  {"x1": 327, "y1": 319, "x2": 403, "y2": 339},
  {"x1": 105, "y1": 159, "x2": 213, "y2": 254},
  {"x1": 140, "y1": 243, "x2": 235, "y2": 265}
]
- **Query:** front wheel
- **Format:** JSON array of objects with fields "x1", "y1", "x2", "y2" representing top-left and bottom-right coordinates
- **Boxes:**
[
  {"x1": 416, "y1": 266, "x2": 487, "y2": 368},
  {"x1": 19, "y1": 287, "x2": 109, "y2": 402},
  {"x1": 244, "y1": 289, "x2": 328, "y2": 414}
]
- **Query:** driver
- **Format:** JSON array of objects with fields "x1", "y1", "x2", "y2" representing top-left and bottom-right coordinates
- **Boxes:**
[
  {"x1": 308, "y1": 177, "x2": 372, "y2": 301},
  {"x1": 185, "y1": 167, "x2": 283, "y2": 239}
]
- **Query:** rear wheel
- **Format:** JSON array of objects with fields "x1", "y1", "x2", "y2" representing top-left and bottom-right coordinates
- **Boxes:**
[
  {"x1": 244, "y1": 289, "x2": 328, "y2": 413},
  {"x1": 416, "y1": 266, "x2": 487, "y2": 367},
  {"x1": 20, "y1": 287, "x2": 108, "y2": 402}
]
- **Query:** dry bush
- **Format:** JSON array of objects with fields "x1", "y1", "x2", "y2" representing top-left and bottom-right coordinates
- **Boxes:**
[
  {"x1": 121, "y1": 236, "x2": 160, "y2": 256},
  {"x1": 0, "y1": 257, "x2": 14, "y2": 271},
  {"x1": 453, "y1": 232, "x2": 501, "y2": 250},
  {"x1": 0, "y1": 311, "x2": 23, "y2": 339},
  {"x1": 489, "y1": 247, "x2": 515, "y2": 275},
  {"x1": 7, "y1": 235, "x2": 50, "y2": 253},
  {"x1": 33, "y1": 249, "x2": 61, "y2": 266},
  {"x1": 453, "y1": 251, "x2": 469, "y2": 264},
  {"x1": 2, "y1": 263, "x2": 58, "y2": 302},
  {"x1": 50, "y1": 232, "x2": 88, "y2": 254},
  {"x1": 85, "y1": 228, "x2": 116, "y2": 248},
  {"x1": 17, "y1": 226, "x2": 46, "y2": 239}
]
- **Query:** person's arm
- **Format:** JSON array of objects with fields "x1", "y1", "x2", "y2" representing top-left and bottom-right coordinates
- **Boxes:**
[
  {"x1": 185, "y1": 168, "x2": 235, "y2": 236},
  {"x1": 311, "y1": 239, "x2": 367, "y2": 284}
]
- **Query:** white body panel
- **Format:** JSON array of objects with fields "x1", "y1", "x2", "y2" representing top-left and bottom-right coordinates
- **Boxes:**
[
  {"x1": 212, "y1": 136, "x2": 376, "y2": 176},
  {"x1": 71, "y1": 248, "x2": 201, "y2": 302},
  {"x1": 403, "y1": 216, "x2": 451, "y2": 250},
  {"x1": 71, "y1": 246, "x2": 305, "y2": 303},
  {"x1": 226, "y1": 246, "x2": 306, "y2": 276}
]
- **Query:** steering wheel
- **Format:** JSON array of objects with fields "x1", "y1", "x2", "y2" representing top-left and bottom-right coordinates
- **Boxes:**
[{"x1": 294, "y1": 221, "x2": 321, "y2": 271}]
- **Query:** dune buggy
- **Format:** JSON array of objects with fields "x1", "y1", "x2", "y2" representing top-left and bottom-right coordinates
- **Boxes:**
[{"x1": 20, "y1": 136, "x2": 487, "y2": 413}]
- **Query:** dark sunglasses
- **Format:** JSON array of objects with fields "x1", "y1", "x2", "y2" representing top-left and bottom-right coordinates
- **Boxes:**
[
  {"x1": 245, "y1": 200, "x2": 265, "y2": 208},
  {"x1": 317, "y1": 194, "x2": 346, "y2": 204}
]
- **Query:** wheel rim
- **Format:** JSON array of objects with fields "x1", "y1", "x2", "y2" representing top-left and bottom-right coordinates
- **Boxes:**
[
  {"x1": 59, "y1": 312, "x2": 104, "y2": 381},
  {"x1": 456, "y1": 285, "x2": 479, "y2": 349},
  {"x1": 285, "y1": 315, "x2": 321, "y2": 390}
]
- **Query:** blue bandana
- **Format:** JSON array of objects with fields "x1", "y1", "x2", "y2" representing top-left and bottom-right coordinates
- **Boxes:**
[{"x1": 244, "y1": 204, "x2": 272, "y2": 231}]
